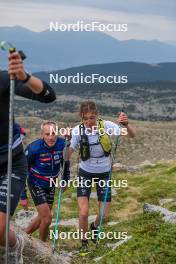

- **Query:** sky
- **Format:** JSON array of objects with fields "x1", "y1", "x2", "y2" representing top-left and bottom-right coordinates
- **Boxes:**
[{"x1": 0, "y1": 0, "x2": 176, "y2": 43}]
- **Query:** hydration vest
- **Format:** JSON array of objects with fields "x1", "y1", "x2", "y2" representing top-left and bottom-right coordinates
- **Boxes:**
[{"x1": 79, "y1": 119, "x2": 111, "y2": 161}]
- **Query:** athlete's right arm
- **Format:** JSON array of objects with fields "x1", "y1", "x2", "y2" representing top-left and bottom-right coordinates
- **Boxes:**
[
  {"x1": 68, "y1": 126, "x2": 80, "y2": 158},
  {"x1": 8, "y1": 51, "x2": 56, "y2": 103},
  {"x1": 25, "y1": 144, "x2": 35, "y2": 169},
  {"x1": 15, "y1": 80, "x2": 56, "y2": 103}
]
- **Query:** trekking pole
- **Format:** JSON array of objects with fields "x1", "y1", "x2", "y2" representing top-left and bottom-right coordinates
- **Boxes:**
[
  {"x1": 52, "y1": 136, "x2": 69, "y2": 254},
  {"x1": 96, "y1": 148, "x2": 118, "y2": 248},
  {"x1": 113, "y1": 105, "x2": 125, "y2": 160},
  {"x1": 96, "y1": 106, "x2": 125, "y2": 248},
  {"x1": 96, "y1": 166, "x2": 113, "y2": 247},
  {"x1": 0, "y1": 41, "x2": 26, "y2": 264}
]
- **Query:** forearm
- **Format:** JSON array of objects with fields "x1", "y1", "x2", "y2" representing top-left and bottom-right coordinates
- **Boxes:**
[
  {"x1": 126, "y1": 124, "x2": 136, "y2": 138},
  {"x1": 63, "y1": 160, "x2": 70, "y2": 183},
  {"x1": 25, "y1": 75, "x2": 44, "y2": 94}
]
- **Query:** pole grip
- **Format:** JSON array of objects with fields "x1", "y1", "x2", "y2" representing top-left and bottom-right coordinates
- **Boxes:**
[{"x1": 9, "y1": 47, "x2": 16, "y2": 80}]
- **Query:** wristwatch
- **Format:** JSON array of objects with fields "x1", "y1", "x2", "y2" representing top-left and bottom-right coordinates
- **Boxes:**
[{"x1": 22, "y1": 72, "x2": 31, "y2": 83}]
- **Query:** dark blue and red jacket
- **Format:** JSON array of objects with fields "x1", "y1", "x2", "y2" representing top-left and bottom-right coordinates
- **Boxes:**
[{"x1": 25, "y1": 137, "x2": 70, "y2": 188}]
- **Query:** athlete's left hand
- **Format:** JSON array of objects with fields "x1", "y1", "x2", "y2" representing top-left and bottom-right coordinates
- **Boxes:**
[{"x1": 118, "y1": 112, "x2": 129, "y2": 126}]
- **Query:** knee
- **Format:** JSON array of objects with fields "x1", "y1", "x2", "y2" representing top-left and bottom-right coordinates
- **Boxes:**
[
  {"x1": 79, "y1": 210, "x2": 89, "y2": 220},
  {"x1": 36, "y1": 215, "x2": 41, "y2": 225},
  {"x1": 41, "y1": 214, "x2": 52, "y2": 227}
]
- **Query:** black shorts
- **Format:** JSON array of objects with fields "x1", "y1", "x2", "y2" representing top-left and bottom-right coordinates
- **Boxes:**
[
  {"x1": 0, "y1": 151, "x2": 27, "y2": 216},
  {"x1": 77, "y1": 168, "x2": 111, "y2": 202},
  {"x1": 28, "y1": 179, "x2": 55, "y2": 206}
]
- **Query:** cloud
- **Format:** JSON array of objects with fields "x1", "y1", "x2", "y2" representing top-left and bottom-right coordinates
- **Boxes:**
[
  {"x1": 0, "y1": 1, "x2": 176, "y2": 42},
  {"x1": 1, "y1": 0, "x2": 175, "y2": 18}
]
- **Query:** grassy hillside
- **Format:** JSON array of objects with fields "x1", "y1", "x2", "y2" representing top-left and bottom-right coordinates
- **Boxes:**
[
  {"x1": 54, "y1": 161, "x2": 176, "y2": 264},
  {"x1": 15, "y1": 160, "x2": 176, "y2": 264},
  {"x1": 14, "y1": 116, "x2": 176, "y2": 263}
]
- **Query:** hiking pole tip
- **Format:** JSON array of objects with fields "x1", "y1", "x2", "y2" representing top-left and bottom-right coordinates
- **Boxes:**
[{"x1": 52, "y1": 245, "x2": 55, "y2": 255}]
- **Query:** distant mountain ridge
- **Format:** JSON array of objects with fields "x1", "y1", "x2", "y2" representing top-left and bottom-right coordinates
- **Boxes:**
[
  {"x1": 35, "y1": 61, "x2": 176, "y2": 83},
  {"x1": 0, "y1": 26, "x2": 176, "y2": 72}
]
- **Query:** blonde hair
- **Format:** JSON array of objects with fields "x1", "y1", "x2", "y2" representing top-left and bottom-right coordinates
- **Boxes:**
[{"x1": 41, "y1": 120, "x2": 57, "y2": 130}]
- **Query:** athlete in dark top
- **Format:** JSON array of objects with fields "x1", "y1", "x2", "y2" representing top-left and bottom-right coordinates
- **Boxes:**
[
  {"x1": 0, "y1": 51, "x2": 56, "y2": 263},
  {"x1": 0, "y1": 70, "x2": 55, "y2": 147}
]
